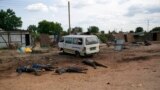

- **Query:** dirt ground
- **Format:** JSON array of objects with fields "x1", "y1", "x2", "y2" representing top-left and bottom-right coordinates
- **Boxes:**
[{"x1": 0, "y1": 43, "x2": 160, "y2": 90}]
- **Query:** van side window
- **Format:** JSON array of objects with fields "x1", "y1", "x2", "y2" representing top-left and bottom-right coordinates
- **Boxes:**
[
  {"x1": 73, "y1": 38, "x2": 83, "y2": 45},
  {"x1": 86, "y1": 37, "x2": 98, "y2": 45},
  {"x1": 65, "y1": 37, "x2": 72, "y2": 44}
]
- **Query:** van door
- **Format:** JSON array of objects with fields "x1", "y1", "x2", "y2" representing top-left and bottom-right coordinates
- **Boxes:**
[
  {"x1": 64, "y1": 37, "x2": 74, "y2": 54},
  {"x1": 72, "y1": 38, "x2": 83, "y2": 53}
]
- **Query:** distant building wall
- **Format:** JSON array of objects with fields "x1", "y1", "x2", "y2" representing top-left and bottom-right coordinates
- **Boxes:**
[
  {"x1": 0, "y1": 31, "x2": 31, "y2": 48},
  {"x1": 157, "y1": 33, "x2": 160, "y2": 41},
  {"x1": 40, "y1": 34, "x2": 50, "y2": 47},
  {"x1": 113, "y1": 33, "x2": 124, "y2": 40},
  {"x1": 126, "y1": 33, "x2": 135, "y2": 42},
  {"x1": 151, "y1": 32, "x2": 160, "y2": 41},
  {"x1": 113, "y1": 33, "x2": 134, "y2": 42}
]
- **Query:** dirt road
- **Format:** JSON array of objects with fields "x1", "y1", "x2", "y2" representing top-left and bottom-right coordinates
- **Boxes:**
[{"x1": 0, "y1": 44, "x2": 160, "y2": 90}]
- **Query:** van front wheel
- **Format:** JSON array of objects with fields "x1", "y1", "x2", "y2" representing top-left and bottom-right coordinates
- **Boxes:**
[{"x1": 75, "y1": 51, "x2": 80, "y2": 57}]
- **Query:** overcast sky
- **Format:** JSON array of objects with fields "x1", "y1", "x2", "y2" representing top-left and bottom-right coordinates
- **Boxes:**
[{"x1": 0, "y1": 0, "x2": 160, "y2": 32}]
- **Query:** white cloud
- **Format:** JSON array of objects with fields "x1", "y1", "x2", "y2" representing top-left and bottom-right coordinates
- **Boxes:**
[
  {"x1": 26, "y1": 3, "x2": 49, "y2": 12},
  {"x1": 49, "y1": 6, "x2": 58, "y2": 12}
]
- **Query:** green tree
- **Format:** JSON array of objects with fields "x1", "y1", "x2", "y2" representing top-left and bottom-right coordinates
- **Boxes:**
[
  {"x1": 53, "y1": 22, "x2": 63, "y2": 35},
  {"x1": 38, "y1": 20, "x2": 52, "y2": 34},
  {"x1": 0, "y1": 9, "x2": 22, "y2": 31},
  {"x1": 88, "y1": 26, "x2": 99, "y2": 34},
  {"x1": 135, "y1": 27, "x2": 144, "y2": 33},
  {"x1": 129, "y1": 30, "x2": 134, "y2": 33},
  {"x1": 97, "y1": 34, "x2": 107, "y2": 43},
  {"x1": 71, "y1": 27, "x2": 83, "y2": 34},
  {"x1": 37, "y1": 20, "x2": 63, "y2": 35},
  {"x1": 151, "y1": 27, "x2": 160, "y2": 32},
  {"x1": 27, "y1": 25, "x2": 37, "y2": 32},
  {"x1": 61, "y1": 31, "x2": 68, "y2": 36},
  {"x1": 100, "y1": 31, "x2": 105, "y2": 34}
]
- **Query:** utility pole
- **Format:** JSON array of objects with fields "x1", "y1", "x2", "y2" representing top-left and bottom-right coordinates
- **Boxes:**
[
  {"x1": 147, "y1": 20, "x2": 149, "y2": 31},
  {"x1": 68, "y1": 1, "x2": 71, "y2": 34}
]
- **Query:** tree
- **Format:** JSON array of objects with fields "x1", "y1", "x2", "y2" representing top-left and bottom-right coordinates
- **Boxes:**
[
  {"x1": 37, "y1": 20, "x2": 63, "y2": 35},
  {"x1": 135, "y1": 27, "x2": 144, "y2": 33},
  {"x1": 27, "y1": 25, "x2": 39, "y2": 42},
  {"x1": 97, "y1": 34, "x2": 107, "y2": 43},
  {"x1": 111, "y1": 30, "x2": 117, "y2": 34},
  {"x1": 100, "y1": 31, "x2": 105, "y2": 34},
  {"x1": 61, "y1": 31, "x2": 68, "y2": 36},
  {"x1": 129, "y1": 30, "x2": 134, "y2": 33},
  {"x1": 88, "y1": 26, "x2": 99, "y2": 34},
  {"x1": 0, "y1": 9, "x2": 22, "y2": 31},
  {"x1": 38, "y1": 20, "x2": 52, "y2": 34},
  {"x1": 27, "y1": 25, "x2": 37, "y2": 32},
  {"x1": 71, "y1": 27, "x2": 83, "y2": 34},
  {"x1": 151, "y1": 27, "x2": 160, "y2": 32},
  {"x1": 54, "y1": 22, "x2": 63, "y2": 35}
]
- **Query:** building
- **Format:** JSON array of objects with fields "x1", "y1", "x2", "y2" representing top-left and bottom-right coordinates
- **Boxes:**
[
  {"x1": 151, "y1": 31, "x2": 160, "y2": 41},
  {"x1": 133, "y1": 32, "x2": 145, "y2": 42},
  {"x1": 113, "y1": 32, "x2": 135, "y2": 42},
  {"x1": 0, "y1": 30, "x2": 31, "y2": 48}
]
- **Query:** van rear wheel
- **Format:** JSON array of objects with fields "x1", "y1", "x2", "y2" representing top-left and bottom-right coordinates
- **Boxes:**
[{"x1": 75, "y1": 51, "x2": 80, "y2": 57}]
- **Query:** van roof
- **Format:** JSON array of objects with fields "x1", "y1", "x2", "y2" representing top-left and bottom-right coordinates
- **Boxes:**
[{"x1": 63, "y1": 35, "x2": 96, "y2": 38}]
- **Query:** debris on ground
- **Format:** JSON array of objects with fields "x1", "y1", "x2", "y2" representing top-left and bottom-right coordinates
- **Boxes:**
[
  {"x1": 82, "y1": 59, "x2": 108, "y2": 69},
  {"x1": 17, "y1": 47, "x2": 32, "y2": 54}
]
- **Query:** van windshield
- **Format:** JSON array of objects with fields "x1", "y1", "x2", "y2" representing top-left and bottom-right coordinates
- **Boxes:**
[{"x1": 86, "y1": 37, "x2": 99, "y2": 45}]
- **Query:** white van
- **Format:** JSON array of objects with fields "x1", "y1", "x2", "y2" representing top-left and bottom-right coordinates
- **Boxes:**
[{"x1": 58, "y1": 35, "x2": 100, "y2": 56}]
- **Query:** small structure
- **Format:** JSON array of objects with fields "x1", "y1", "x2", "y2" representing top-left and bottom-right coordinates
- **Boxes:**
[
  {"x1": 39, "y1": 34, "x2": 51, "y2": 47},
  {"x1": 151, "y1": 31, "x2": 160, "y2": 41},
  {"x1": 114, "y1": 39, "x2": 125, "y2": 51},
  {"x1": 0, "y1": 29, "x2": 31, "y2": 48},
  {"x1": 113, "y1": 32, "x2": 135, "y2": 42},
  {"x1": 133, "y1": 32, "x2": 145, "y2": 42}
]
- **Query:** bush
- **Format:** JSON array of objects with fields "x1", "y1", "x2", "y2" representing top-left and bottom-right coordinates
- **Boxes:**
[{"x1": 97, "y1": 34, "x2": 107, "y2": 43}]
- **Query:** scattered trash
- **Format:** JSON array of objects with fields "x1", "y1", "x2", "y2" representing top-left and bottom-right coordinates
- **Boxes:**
[
  {"x1": 25, "y1": 47, "x2": 32, "y2": 53},
  {"x1": 82, "y1": 59, "x2": 108, "y2": 69},
  {"x1": 17, "y1": 47, "x2": 32, "y2": 53},
  {"x1": 55, "y1": 66, "x2": 88, "y2": 75}
]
